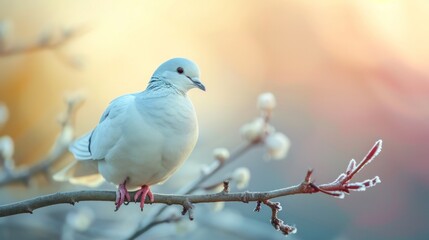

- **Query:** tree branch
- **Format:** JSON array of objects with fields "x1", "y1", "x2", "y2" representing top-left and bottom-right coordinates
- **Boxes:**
[
  {"x1": 0, "y1": 96, "x2": 83, "y2": 187},
  {"x1": 0, "y1": 24, "x2": 88, "y2": 57},
  {"x1": 0, "y1": 139, "x2": 383, "y2": 238},
  {"x1": 0, "y1": 181, "x2": 306, "y2": 217}
]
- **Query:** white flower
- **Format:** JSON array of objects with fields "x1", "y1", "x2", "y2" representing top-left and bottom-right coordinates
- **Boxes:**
[
  {"x1": 213, "y1": 148, "x2": 230, "y2": 162},
  {"x1": 257, "y1": 92, "x2": 276, "y2": 112},
  {"x1": 265, "y1": 132, "x2": 290, "y2": 160},
  {"x1": 232, "y1": 167, "x2": 251, "y2": 189},
  {"x1": 240, "y1": 118, "x2": 265, "y2": 142},
  {"x1": 0, "y1": 102, "x2": 8, "y2": 126}
]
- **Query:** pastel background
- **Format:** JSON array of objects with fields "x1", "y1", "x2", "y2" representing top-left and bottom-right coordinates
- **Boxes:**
[{"x1": 0, "y1": 1, "x2": 428, "y2": 240}]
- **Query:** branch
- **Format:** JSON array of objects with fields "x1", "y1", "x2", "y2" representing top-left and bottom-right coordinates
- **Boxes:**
[
  {"x1": 0, "y1": 139, "x2": 382, "y2": 238},
  {"x1": 0, "y1": 182, "x2": 305, "y2": 217},
  {"x1": 0, "y1": 96, "x2": 83, "y2": 187},
  {"x1": 0, "y1": 24, "x2": 89, "y2": 57},
  {"x1": 311, "y1": 140, "x2": 383, "y2": 199},
  {"x1": 0, "y1": 139, "x2": 382, "y2": 218},
  {"x1": 256, "y1": 200, "x2": 297, "y2": 235}
]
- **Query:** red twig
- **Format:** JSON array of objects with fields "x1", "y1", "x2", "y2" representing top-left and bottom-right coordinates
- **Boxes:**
[{"x1": 311, "y1": 140, "x2": 383, "y2": 198}]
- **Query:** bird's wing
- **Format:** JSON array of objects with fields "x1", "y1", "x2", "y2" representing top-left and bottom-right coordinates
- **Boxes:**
[
  {"x1": 69, "y1": 131, "x2": 93, "y2": 160},
  {"x1": 69, "y1": 94, "x2": 136, "y2": 161}
]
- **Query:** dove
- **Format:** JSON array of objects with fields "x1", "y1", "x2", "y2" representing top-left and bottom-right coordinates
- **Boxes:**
[{"x1": 54, "y1": 58, "x2": 205, "y2": 211}]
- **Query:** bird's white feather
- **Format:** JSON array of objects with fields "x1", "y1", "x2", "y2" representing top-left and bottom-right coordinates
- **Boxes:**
[
  {"x1": 56, "y1": 58, "x2": 203, "y2": 189},
  {"x1": 90, "y1": 94, "x2": 135, "y2": 160},
  {"x1": 69, "y1": 132, "x2": 93, "y2": 160}
]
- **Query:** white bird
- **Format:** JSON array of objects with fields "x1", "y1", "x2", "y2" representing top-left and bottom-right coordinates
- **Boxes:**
[{"x1": 54, "y1": 58, "x2": 205, "y2": 210}]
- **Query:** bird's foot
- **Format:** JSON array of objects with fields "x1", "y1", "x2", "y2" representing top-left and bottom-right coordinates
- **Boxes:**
[
  {"x1": 134, "y1": 185, "x2": 154, "y2": 211},
  {"x1": 115, "y1": 180, "x2": 131, "y2": 211}
]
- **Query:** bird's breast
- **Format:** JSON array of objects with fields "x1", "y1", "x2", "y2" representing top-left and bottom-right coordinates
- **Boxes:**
[{"x1": 100, "y1": 94, "x2": 198, "y2": 187}]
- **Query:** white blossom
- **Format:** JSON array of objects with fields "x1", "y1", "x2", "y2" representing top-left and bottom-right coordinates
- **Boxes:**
[
  {"x1": 257, "y1": 92, "x2": 276, "y2": 112},
  {"x1": 265, "y1": 132, "x2": 290, "y2": 160},
  {"x1": 240, "y1": 118, "x2": 265, "y2": 142},
  {"x1": 213, "y1": 148, "x2": 230, "y2": 162},
  {"x1": 232, "y1": 167, "x2": 251, "y2": 190}
]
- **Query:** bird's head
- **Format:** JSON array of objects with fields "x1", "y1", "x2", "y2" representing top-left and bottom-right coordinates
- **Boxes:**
[{"x1": 150, "y1": 58, "x2": 205, "y2": 92}]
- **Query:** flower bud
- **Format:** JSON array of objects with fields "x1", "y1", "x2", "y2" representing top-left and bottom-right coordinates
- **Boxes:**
[
  {"x1": 232, "y1": 167, "x2": 251, "y2": 189},
  {"x1": 240, "y1": 118, "x2": 265, "y2": 142},
  {"x1": 265, "y1": 132, "x2": 290, "y2": 160},
  {"x1": 213, "y1": 148, "x2": 230, "y2": 162},
  {"x1": 257, "y1": 92, "x2": 276, "y2": 112}
]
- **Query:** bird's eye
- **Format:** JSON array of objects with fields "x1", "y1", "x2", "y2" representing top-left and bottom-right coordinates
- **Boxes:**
[{"x1": 177, "y1": 67, "x2": 184, "y2": 74}]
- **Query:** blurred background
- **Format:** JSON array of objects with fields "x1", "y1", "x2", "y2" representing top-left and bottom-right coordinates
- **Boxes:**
[{"x1": 0, "y1": 0, "x2": 428, "y2": 239}]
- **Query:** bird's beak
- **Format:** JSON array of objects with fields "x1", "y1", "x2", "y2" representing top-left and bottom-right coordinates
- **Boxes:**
[{"x1": 190, "y1": 78, "x2": 206, "y2": 91}]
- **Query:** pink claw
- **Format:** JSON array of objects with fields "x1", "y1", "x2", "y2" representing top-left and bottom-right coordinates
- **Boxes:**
[
  {"x1": 134, "y1": 185, "x2": 154, "y2": 211},
  {"x1": 115, "y1": 180, "x2": 131, "y2": 211}
]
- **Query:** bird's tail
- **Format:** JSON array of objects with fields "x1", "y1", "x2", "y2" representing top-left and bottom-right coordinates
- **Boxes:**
[{"x1": 53, "y1": 161, "x2": 104, "y2": 187}]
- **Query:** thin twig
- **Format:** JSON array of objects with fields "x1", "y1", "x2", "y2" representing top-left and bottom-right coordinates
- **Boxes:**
[
  {"x1": 0, "y1": 140, "x2": 383, "y2": 239},
  {"x1": 263, "y1": 200, "x2": 296, "y2": 235},
  {"x1": 0, "y1": 96, "x2": 83, "y2": 187},
  {"x1": 0, "y1": 160, "x2": 377, "y2": 218},
  {"x1": 0, "y1": 182, "x2": 306, "y2": 217},
  {"x1": 0, "y1": 25, "x2": 89, "y2": 56}
]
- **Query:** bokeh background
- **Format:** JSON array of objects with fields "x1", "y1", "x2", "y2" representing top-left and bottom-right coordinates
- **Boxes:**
[{"x1": 1, "y1": 1, "x2": 429, "y2": 239}]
